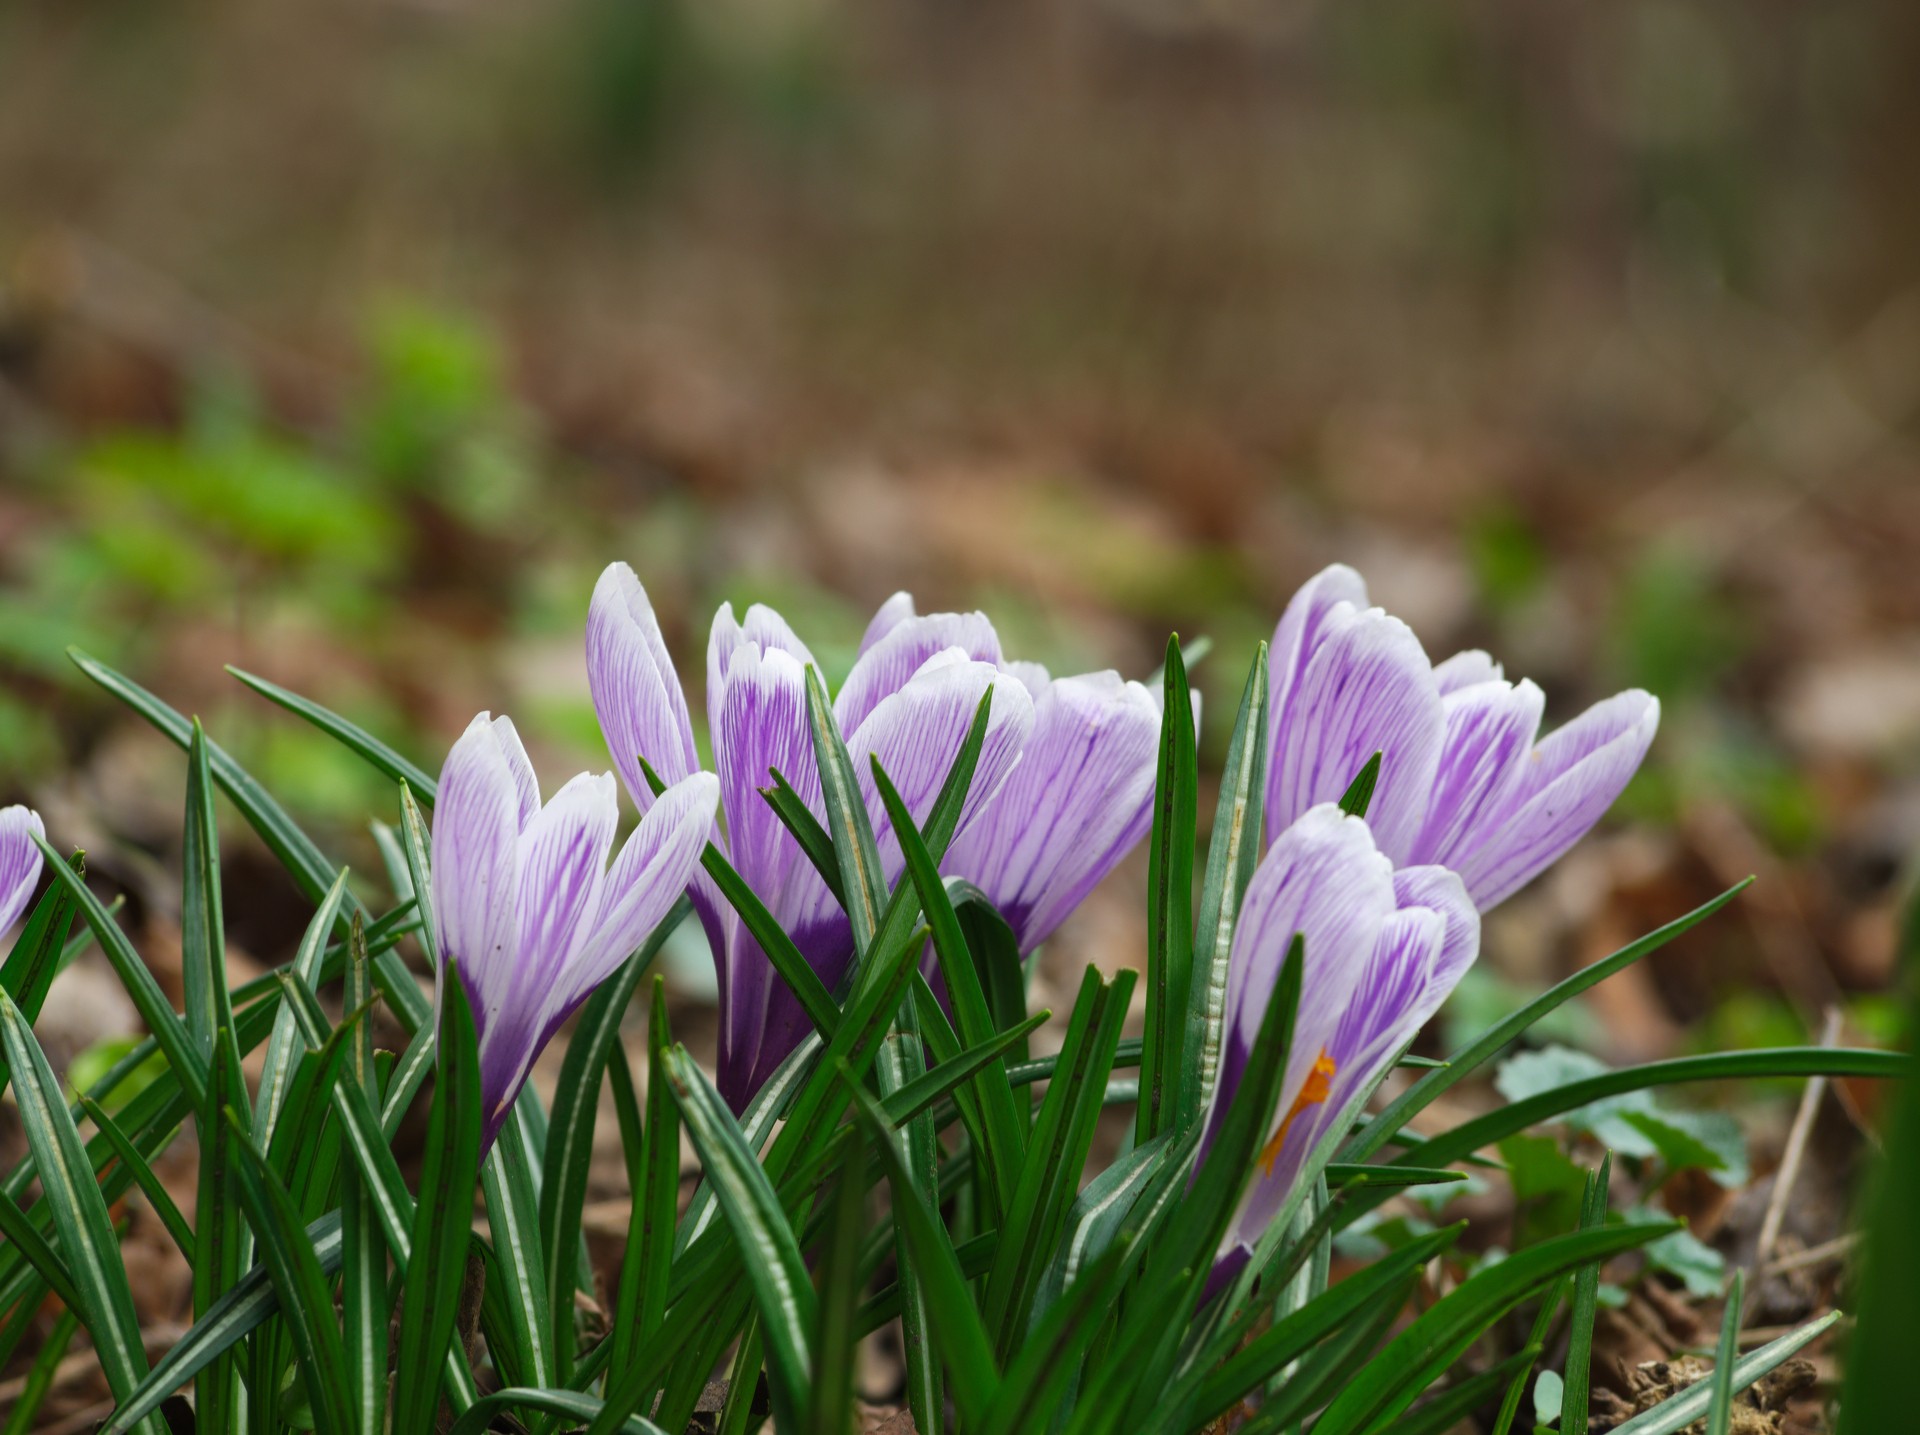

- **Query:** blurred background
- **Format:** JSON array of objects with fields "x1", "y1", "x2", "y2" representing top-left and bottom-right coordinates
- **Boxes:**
[{"x1": 1, "y1": 0, "x2": 1918, "y2": 1416}]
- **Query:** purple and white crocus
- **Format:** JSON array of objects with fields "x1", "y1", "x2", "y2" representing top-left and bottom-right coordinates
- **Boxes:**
[
  {"x1": 1202, "y1": 806, "x2": 1479, "y2": 1274},
  {"x1": 589, "y1": 566, "x2": 1037, "y2": 1108},
  {"x1": 0, "y1": 806, "x2": 47, "y2": 936},
  {"x1": 1266, "y1": 563, "x2": 1660, "y2": 911},
  {"x1": 430, "y1": 711, "x2": 719, "y2": 1149},
  {"x1": 588, "y1": 567, "x2": 1164, "y2": 1109}
]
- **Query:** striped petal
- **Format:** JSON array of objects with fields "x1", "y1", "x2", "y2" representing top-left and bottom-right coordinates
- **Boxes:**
[
  {"x1": 587, "y1": 563, "x2": 703, "y2": 813},
  {"x1": 0, "y1": 806, "x2": 46, "y2": 936},
  {"x1": 941, "y1": 670, "x2": 1159, "y2": 953},
  {"x1": 859, "y1": 591, "x2": 918, "y2": 655},
  {"x1": 1409, "y1": 678, "x2": 1544, "y2": 870},
  {"x1": 835, "y1": 607, "x2": 1002, "y2": 736},
  {"x1": 1455, "y1": 690, "x2": 1660, "y2": 909},
  {"x1": 430, "y1": 713, "x2": 526, "y2": 1035},
  {"x1": 1266, "y1": 602, "x2": 1444, "y2": 865}
]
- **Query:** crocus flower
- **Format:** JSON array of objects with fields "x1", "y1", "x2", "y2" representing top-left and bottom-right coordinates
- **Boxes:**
[
  {"x1": 939, "y1": 659, "x2": 1162, "y2": 957},
  {"x1": 588, "y1": 565, "x2": 1035, "y2": 1108},
  {"x1": 1266, "y1": 565, "x2": 1659, "y2": 909},
  {"x1": 0, "y1": 806, "x2": 46, "y2": 935},
  {"x1": 1202, "y1": 805, "x2": 1479, "y2": 1268},
  {"x1": 431, "y1": 711, "x2": 719, "y2": 1148}
]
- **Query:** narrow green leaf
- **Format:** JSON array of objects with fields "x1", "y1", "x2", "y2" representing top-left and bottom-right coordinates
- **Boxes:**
[
  {"x1": 877, "y1": 1020, "x2": 943, "y2": 1435},
  {"x1": 1312, "y1": 1221, "x2": 1680, "y2": 1435},
  {"x1": 0, "y1": 1186, "x2": 84, "y2": 1312},
  {"x1": 1338, "y1": 750, "x2": 1383, "y2": 817},
  {"x1": 874, "y1": 754, "x2": 1027, "y2": 1216},
  {"x1": 882, "y1": 1006, "x2": 1050, "y2": 1129},
  {"x1": 392, "y1": 959, "x2": 486, "y2": 1435},
  {"x1": 181, "y1": 720, "x2": 231, "y2": 1060},
  {"x1": 762, "y1": 767, "x2": 846, "y2": 909},
  {"x1": 806, "y1": 663, "x2": 888, "y2": 953},
  {"x1": 1562, "y1": 1151, "x2": 1613, "y2": 1435},
  {"x1": 30, "y1": 833, "x2": 208, "y2": 1111},
  {"x1": 229, "y1": 664, "x2": 439, "y2": 798},
  {"x1": 808, "y1": 1127, "x2": 869, "y2": 1435},
  {"x1": 846, "y1": 1070, "x2": 1001, "y2": 1428},
  {"x1": 0, "y1": 853, "x2": 85, "y2": 1088},
  {"x1": 0, "y1": 1307, "x2": 80, "y2": 1435},
  {"x1": 75, "y1": 1096, "x2": 192, "y2": 1259},
  {"x1": 341, "y1": 915, "x2": 387, "y2": 1435},
  {"x1": 446, "y1": 1388, "x2": 669, "y2": 1435},
  {"x1": 69, "y1": 649, "x2": 430, "y2": 1030},
  {"x1": 1399, "y1": 1344, "x2": 1546, "y2": 1435},
  {"x1": 665, "y1": 1044, "x2": 817, "y2": 1427},
  {"x1": 253, "y1": 868, "x2": 351, "y2": 1142},
  {"x1": 982, "y1": 1244, "x2": 1135, "y2": 1435},
  {"x1": 1348, "y1": 881, "x2": 1756, "y2": 1165},
  {"x1": 227, "y1": 1110, "x2": 355, "y2": 1435},
  {"x1": 1705, "y1": 1269, "x2": 1745, "y2": 1435},
  {"x1": 610, "y1": 980, "x2": 679, "y2": 1383},
  {"x1": 0, "y1": 989, "x2": 159, "y2": 1432},
  {"x1": 542, "y1": 900, "x2": 684, "y2": 1379},
  {"x1": 1607, "y1": 1311, "x2": 1840, "y2": 1435},
  {"x1": 952, "y1": 883, "x2": 1028, "y2": 1055},
  {"x1": 481, "y1": 1113, "x2": 555, "y2": 1390},
  {"x1": 984, "y1": 965, "x2": 1137, "y2": 1360},
  {"x1": 1491, "y1": 1283, "x2": 1564, "y2": 1435},
  {"x1": 1186, "y1": 640, "x2": 1269, "y2": 1124},
  {"x1": 1138, "y1": 632, "x2": 1197, "y2": 1146}
]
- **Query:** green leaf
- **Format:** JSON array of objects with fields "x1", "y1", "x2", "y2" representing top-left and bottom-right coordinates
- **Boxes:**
[
  {"x1": 481, "y1": 1113, "x2": 555, "y2": 1391},
  {"x1": 808, "y1": 1124, "x2": 869, "y2": 1435},
  {"x1": 761, "y1": 768, "x2": 846, "y2": 909},
  {"x1": 1138, "y1": 632, "x2": 1197, "y2": 1147},
  {"x1": 253, "y1": 868, "x2": 351, "y2": 1143},
  {"x1": 446, "y1": 1388, "x2": 670, "y2": 1435},
  {"x1": 806, "y1": 664, "x2": 889, "y2": 954},
  {"x1": 341, "y1": 916, "x2": 387, "y2": 1435},
  {"x1": 1608, "y1": 1311, "x2": 1840, "y2": 1435},
  {"x1": 1348, "y1": 881, "x2": 1755, "y2": 1165},
  {"x1": 69, "y1": 648, "x2": 430, "y2": 1030},
  {"x1": 1399, "y1": 1345, "x2": 1546, "y2": 1435},
  {"x1": 1562, "y1": 1152, "x2": 1613, "y2": 1435},
  {"x1": 881, "y1": 1006, "x2": 1050, "y2": 1130},
  {"x1": 1338, "y1": 750, "x2": 1383, "y2": 818},
  {"x1": 1642, "y1": 1220, "x2": 1726, "y2": 1299},
  {"x1": 953, "y1": 883, "x2": 1029, "y2": 1055},
  {"x1": 1185, "y1": 640, "x2": 1269, "y2": 1126},
  {"x1": 542, "y1": 900, "x2": 685, "y2": 1379},
  {"x1": 610, "y1": 980, "x2": 679, "y2": 1383},
  {"x1": 75, "y1": 1095, "x2": 193, "y2": 1259},
  {"x1": 1491, "y1": 1279, "x2": 1563, "y2": 1435},
  {"x1": 877, "y1": 1018, "x2": 943, "y2": 1435},
  {"x1": 984, "y1": 966, "x2": 1137, "y2": 1360},
  {"x1": 0, "y1": 1306, "x2": 80, "y2": 1435},
  {"x1": 30, "y1": 832, "x2": 209, "y2": 1111},
  {"x1": 874, "y1": 754, "x2": 1027, "y2": 1217},
  {"x1": 1312, "y1": 1220, "x2": 1679, "y2": 1435},
  {"x1": 982, "y1": 1244, "x2": 1135, "y2": 1435},
  {"x1": 846, "y1": 1071, "x2": 1001, "y2": 1428},
  {"x1": 0, "y1": 989, "x2": 160, "y2": 1433},
  {"x1": 190, "y1": 1021, "x2": 247, "y2": 1435},
  {"x1": 180, "y1": 720, "x2": 232, "y2": 1061},
  {"x1": 229, "y1": 664, "x2": 439, "y2": 798},
  {"x1": 0, "y1": 1187, "x2": 83, "y2": 1314},
  {"x1": 665, "y1": 1044, "x2": 817, "y2": 1428},
  {"x1": 227, "y1": 1110, "x2": 355, "y2": 1435},
  {"x1": 1323, "y1": 1164, "x2": 1469, "y2": 1192},
  {"x1": 392, "y1": 958, "x2": 486, "y2": 1435},
  {"x1": 1705, "y1": 1269, "x2": 1744, "y2": 1435},
  {"x1": 0, "y1": 851, "x2": 85, "y2": 1065}
]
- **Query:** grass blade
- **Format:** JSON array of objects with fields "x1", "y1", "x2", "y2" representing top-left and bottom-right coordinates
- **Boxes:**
[
  {"x1": 392, "y1": 958, "x2": 485, "y2": 1435},
  {"x1": 1562, "y1": 1151, "x2": 1614, "y2": 1435},
  {"x1": 1609, "y1": 1311, "x2": 1841, "y2": 1435},
  {"x1": 806, "y1": 663, "x2": 888, "y2": 953},
  {"x1": 341, "y1": 915, "x2": 388, "y2": 1435},
  {"x1": 75, "y1": 1095, "x2": 192, "y2": 1259},
  {"x1": 1138, "y1": 633, "x2": 1197, "y2": 1146},
  {"x1": 481, "y1": 1113, "x2": 555, "y2": 1390},
  {"x1": 1186, "y1": 640, "x2": 1268, "y2": 1124},
  {"x1": 1705, "y1": 1269, "x2": 1745, "y2": 1435},
  {"x1": 762, "y1": 767, "x2": 846, "y2": 909},
  {"x1": 229, "y1": 663, "x2": 439, "y2": 798},
  {"x1": 0, "y1": 1306, "x2": 80, "y2": 1435},
  {"x1": 1312, "y1": 1221, "x2": 1680, "y2": 1435},
  {"x1": 181, "y1": 720, "x2": 232, "y2": 1061},
  {"x1": 610, "y1": 979, "x2": 679, "y2": 1383},
  {"x1": 0, "y1": 989, "x2": 160, "y2": 1433},
  {"x1": 665, "y1": 1044, "x2": 817, "y2": 1427},
  {"x1": 0, "y1": 854, "x2": 84, "y2": 1081},
  {"x1": 1348, "y1": 880, "x2": 1757, "y2": 1164},
  {"x1": 807, "y1": 1124, "x2": 869, "y2": 1435},
  {"x1": 447, "y1": 1389, "x2": 669, "y2": 1435},
  {"x1": 227, "y1": 1110, "x2": 354, "y2": 1435}
]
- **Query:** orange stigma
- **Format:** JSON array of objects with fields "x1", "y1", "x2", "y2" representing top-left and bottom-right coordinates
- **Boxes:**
[{"x1": 1258, "y1": 1048, "x2": 1337, "y2": 1176}]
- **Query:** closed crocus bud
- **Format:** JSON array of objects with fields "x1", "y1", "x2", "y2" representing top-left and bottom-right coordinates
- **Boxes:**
[{"x1": 430, "y1": 710, "x2": 718, "y2": 1149}]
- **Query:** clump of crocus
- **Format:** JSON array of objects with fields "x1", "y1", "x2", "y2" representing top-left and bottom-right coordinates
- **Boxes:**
[
  {"x1": 1203, "y1": 806, "x2": 1480, "y2": 1272},
  {"x1": 0, "y1": 806, "x2": 46, "y2": 934},
  {"x1": 1265, "y1": 564, "x2": 1659, "y2": 909},
  {"x1": 430, "y1": 710, "x2": 718, "y2": 1148},
  {"x1": 588, "y1": 566, "x2": 1168, "y2": 1107}
]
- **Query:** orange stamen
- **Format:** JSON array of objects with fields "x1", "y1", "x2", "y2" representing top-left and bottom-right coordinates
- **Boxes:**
[{"x1": 1258, "y1": 1048, "x2": 1337, "y2": 1176}]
